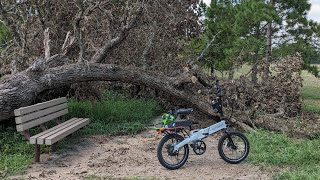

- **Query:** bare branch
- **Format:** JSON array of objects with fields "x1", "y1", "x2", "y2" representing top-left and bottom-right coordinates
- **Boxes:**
[
  {"x1": 73, "y1": 0, "x2": 103, "y2": 63},
  {"x1": 188, "y1": 31, "x2": 221, "y2": 66},
  {"x1": 43, "y1": 28, "x2": 50, "y2": 59},
  {"x1": 91, "y1": 2, "x2": 144, "y2": 63},
  {"x1": 141, "y1": 22, "x2": 156, "y2": 70},
  {"x1": 73, "y1": 0, "x2": 85, "y2": 63},
  {"x1": 35, "y1": 0, "x2": 46, "y2": 30},
  {"x1": 61, "y1": 31, "x2": 76, "y2": 55}
]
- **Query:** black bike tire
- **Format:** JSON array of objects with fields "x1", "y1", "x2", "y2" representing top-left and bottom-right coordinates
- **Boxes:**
[
  {"x1": 218, "y1": 131, "x2": 250, "y2": 164},
  {"x1": 157, "y1": 134, "x2": 189, "y2": 170}
]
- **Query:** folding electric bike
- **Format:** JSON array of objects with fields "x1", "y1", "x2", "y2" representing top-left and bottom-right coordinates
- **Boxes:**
[{"x1": 155, "y1": 81, "x2": 250, "y2": 170}]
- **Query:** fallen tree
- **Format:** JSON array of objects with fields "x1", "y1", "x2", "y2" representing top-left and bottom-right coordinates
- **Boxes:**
[
  {"x1": 0, "y1": 57, "x2": 214, "y2": 121},
  {"x1": 0, "y1": 1, "x2": 314, "y2": 138}
]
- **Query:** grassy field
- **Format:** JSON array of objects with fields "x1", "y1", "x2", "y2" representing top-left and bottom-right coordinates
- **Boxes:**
[
  {"x1": 300, "y1": 68, "x2": 320, "y2": 113},
  {"x1": 1, "y1": 64, "x2": 320, "y2": 179},
  {"x1": 0, "y1": 92, "x2": 161, "y2": 178},
  {"x1": 248, "y1": 130, "x2": 320, "y2": 180}
]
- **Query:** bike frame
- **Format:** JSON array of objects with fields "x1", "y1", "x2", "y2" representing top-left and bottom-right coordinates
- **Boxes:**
[{"x1": 173, "y1": 120, "x2": 227, "y2": 152}]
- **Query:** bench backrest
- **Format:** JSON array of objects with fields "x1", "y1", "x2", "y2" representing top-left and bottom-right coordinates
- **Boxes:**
[{"x1": 14, "y1": 97, "x2": 68, "y2": 132}]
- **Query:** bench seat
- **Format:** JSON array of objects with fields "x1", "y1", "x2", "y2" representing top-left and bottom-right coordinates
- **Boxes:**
[
  {"x1": 30, "y1": 118, "x2": 89, "y2": 145},
  {"x1": 14, "y1": 97, "x2": 89, "y2": 162}
]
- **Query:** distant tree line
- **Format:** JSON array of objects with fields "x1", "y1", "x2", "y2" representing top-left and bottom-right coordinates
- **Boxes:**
[{"x1": 187, "y1": 0, "x2": 320, "y2": 79}]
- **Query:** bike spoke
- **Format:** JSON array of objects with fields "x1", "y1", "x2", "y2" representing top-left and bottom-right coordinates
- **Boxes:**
[
  {"x1": 222, "y1": 135, "x2": 246, "y2": 160},
  {"x1": 161, "y1": 137, "x2": 186, "y2": 166}
]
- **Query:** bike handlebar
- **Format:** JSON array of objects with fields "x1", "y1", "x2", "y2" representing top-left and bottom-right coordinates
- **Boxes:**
[{"x1": 167, "y1": 80, "x2": 224, "y2": 117}]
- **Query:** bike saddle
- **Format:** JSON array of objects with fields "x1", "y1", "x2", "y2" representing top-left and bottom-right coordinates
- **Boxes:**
[{"x1": 175, "y1": 108, "x2": 193, "y2": 115}]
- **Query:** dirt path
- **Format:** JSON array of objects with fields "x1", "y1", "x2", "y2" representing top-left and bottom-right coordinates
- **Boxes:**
[{"x1": 11, "y1": 127, "x2": 272, "y2": 180}]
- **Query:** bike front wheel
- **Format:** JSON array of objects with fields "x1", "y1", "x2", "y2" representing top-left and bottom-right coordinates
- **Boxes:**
[
  {"x1": 157, "y1": 134, "x2": 189, "y2": 170},
  {"x1": 218, "y1": 131, "x2": 250, "y2": 164}
]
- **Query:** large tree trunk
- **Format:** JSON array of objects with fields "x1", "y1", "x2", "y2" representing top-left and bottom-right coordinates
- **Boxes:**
[
  {"x1": 264, "y1": 22, "x2": 272, "y2": 80},
  {"x1": 0, "y1": 59, "x2": 213, "y2": 121},
  {"x1": 251, "y1": 24, "x2": 260, "y2": 84},
  {"x1": 264, "y1": 0, "x2": 274, "y2": 81}
]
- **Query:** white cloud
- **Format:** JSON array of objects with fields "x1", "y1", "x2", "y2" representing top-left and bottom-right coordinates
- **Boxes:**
[
  {"x1": 203, "y1": 0, "x2": 211, "y2": 5},
  {"x1": 308, "y1": 1, "x2": 320, "y2": 22}
]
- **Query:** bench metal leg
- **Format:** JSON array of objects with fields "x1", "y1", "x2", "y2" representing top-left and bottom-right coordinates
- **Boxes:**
[
  {"x1": 51, "y1": 143, "x2": 58, "y2": 152},
  {"x1": 22, "y1": 130, "x2": 30, "y2": 141},
  {"x1": 34, "y1": 144, "x2": 40, "y2": 162}
]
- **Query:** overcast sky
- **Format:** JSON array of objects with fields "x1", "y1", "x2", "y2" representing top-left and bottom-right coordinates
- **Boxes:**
[{"x1": 203, "y1": 0, "x2": 320, "y2": 22}]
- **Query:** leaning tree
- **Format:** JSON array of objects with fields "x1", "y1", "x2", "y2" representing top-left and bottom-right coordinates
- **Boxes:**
[{"x1": 0, "y1": 0, "x2": 307, "y2": 136}]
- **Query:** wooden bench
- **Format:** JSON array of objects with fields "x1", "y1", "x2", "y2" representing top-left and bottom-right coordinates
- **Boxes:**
[{"x1": 14, "y1": 97, "x2": 89, "y2": 162}]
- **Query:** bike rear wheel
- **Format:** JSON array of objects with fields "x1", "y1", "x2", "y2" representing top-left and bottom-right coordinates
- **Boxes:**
[
  {"x1": 157, "y1": 134, "x2": 189, "y2": 170},
  {"x1": 218, "y1": 131, "x2": 250, "y2": 164}
]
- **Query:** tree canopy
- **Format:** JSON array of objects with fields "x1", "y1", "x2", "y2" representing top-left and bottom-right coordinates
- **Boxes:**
[{"x1": 193, "y1": 0, "x2": 320, "y2": 79}]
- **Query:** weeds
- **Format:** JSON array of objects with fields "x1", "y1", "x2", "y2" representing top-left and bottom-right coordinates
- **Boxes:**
[
  {"x1": 248, "y1": 129, "x2": 320, "y2": 179},
  {"x1": 66, "y1": 91, "x2": 161, "y2": 136},
  {"x1": 0, "y1": 126, "x2": 33, "y2": 177}
]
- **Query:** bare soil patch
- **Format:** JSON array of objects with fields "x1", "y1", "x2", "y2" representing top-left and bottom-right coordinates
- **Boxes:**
[{"x1": 11, "y1": 128, "x2": 272, "y2": 180}]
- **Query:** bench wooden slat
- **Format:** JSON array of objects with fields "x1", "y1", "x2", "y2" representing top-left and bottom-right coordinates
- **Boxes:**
[
  {"x1": 14, "y1": 97, "x2": 67, "y2": 116},
  {"x1": 45, "y1": 118, "x2": 89, "y2": 145},
  {"x1": 36, "y1": 118, "x2": 83, "y2": 144},
  {"x1": 14, "y1": 97, "x2": 89, "y2": 163},
  {"x1": 29, "y1": 118, "x2": 78, "y2": 144},
  {"x1": 16, "y1": 109, "x2": 68, "y2": 132},
  {"x1": 15, "y1": 103, "x2": 68, "y2": 124}
]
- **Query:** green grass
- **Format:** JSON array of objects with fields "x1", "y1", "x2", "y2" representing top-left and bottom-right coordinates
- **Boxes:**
[
  {"x1": 248, "y1": 129, "x2": 320, "y2": 180},
  {"x1": 211, "y1": 63, "x2": 251, "y2": 79},
  {"x1": 0, "y1": 127, "x2": 33, "y2": 177},
  {"x1": 0, "y1": 91, "x2": 161, "y2": 178},
  {"x1": 301, "y1": 69, "x2": 320, "y2": 114},
  {"x1": 302, "y1": 99, "x2": 320, "y2": 114},
  {"x1": 66, "y1": 91, "x2": 161, "y2": 135},
  {"x1": 301, "y1": 87, "x2": 320, "y2": 100}
]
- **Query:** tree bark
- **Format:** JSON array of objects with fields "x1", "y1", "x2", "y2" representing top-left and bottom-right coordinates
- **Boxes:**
[
  {"x1": 264, "y1": 0, "x2": 274, "y2": 80},
  {"x1": 0, "y1": 60, "x2": 214, "y2": 122},
  {"x1": 251, "y1": 24, "x2": 260, "y2": 84},
  {"x1": 264, "y1": 22, "x2": 272, "y2": 80},
  {"x1": 251, "y1": 52, "x2": 259, "y2": 84},
  {"x1": 44, "y1": 28, "x2": 51, "y2": 59}
]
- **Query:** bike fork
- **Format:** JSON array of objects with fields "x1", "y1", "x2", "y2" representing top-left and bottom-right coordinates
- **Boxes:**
[{"x1": 224, "y1": 130, "x2": 237, "y2": 149}]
